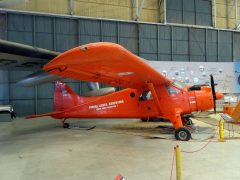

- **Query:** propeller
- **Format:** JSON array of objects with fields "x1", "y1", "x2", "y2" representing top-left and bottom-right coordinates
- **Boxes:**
[{"x1": 210, "y1": 74, "x2": 216, "y2": 113}]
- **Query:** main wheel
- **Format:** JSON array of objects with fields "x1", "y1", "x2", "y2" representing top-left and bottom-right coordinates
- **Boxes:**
[
  {"x1": 63, "y1": 123, "x2": 70, "y2": 129},
  {"x1": 175, "y1": 127, "x2": 191, "y2": 141}
]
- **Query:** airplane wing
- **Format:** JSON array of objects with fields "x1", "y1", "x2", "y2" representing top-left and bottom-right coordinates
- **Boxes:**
[
  {"x1": 0, "y1": 40, "x2": 101, "y2": 88},
  {"x1": 0, "y1": 39, "x2": 59, "y2": 70},
  {"x1": 43, "y1": 42, "x2": 171, "y2": 90}
]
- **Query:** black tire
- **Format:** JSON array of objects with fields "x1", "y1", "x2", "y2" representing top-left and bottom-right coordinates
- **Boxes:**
[
  {"x1": 175, "y1": 127, "x2": 191, "y2": 141},
  {"x1": 63, "y1": 123, "x2": 70, "y2": 129}
]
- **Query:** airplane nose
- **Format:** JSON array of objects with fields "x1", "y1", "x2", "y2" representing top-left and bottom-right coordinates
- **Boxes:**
[{"x1": 216, "y1": 92, "x2": 223, "y2": 100}]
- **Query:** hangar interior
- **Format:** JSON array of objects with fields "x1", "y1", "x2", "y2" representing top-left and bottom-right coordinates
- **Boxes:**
[
  {"x1": 1, "y1": 0, "x2": 240, "y2": 180},
  {"x1": 1, "y1": 7, "x2": 240, "y2": 116}
]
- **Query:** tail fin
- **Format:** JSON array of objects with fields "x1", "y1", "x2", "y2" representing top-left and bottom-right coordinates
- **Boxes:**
[{"x1": 54, "y1": 81, "x2": 79, "y2": 111}]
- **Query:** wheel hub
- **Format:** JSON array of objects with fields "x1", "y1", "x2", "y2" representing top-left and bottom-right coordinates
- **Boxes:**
[{"x1": 179, "y1": 131, "x2": 187, "y2": 140}]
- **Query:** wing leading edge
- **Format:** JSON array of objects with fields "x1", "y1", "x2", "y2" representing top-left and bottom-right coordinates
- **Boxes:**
[{"x1": 43, "y1": 42, "x2": 170, "y2": 90}]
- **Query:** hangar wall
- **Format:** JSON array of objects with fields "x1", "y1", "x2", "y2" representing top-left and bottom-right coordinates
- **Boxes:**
[
  {"x1": 5, "y1": 0, "x2": 240, "y2": 30},
  {"x1": 1, "y1": 10, "x2": 240, "y2": 116},
  {"x1": 7, "y1": 0, "x2": 159, "y2": 22},
  {"x1": 1, "y1": 11, "x2": 239, "y2": 61},
  {"x1": 215, "y1": 0, "x2": 240, "y2": 29},
  {"x1": 166, "y1": 0, "x2": 212, "y2": 26}
]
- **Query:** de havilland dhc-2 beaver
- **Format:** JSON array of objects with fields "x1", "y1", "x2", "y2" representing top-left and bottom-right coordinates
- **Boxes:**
[
  {"x1": 0, "y1": 40, "x2": 223, "y2": 141},
  {"x1": 14, "y1": 42, "x2": 223, "y2": 141}
]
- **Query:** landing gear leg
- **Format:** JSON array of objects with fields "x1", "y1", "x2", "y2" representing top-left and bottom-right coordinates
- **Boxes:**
[
  {"x1": 61, "y1": 118, "x2": 69, "y2": 128},
  {"x1": 182, "y1": 117, "x2": 193, "y2": 126},
  {"x1": 175, "y1": 127, "x2": 191, "y2": 141},
  {"x1": 167, "y1": 111, "x2": 192, "y2": 141}
]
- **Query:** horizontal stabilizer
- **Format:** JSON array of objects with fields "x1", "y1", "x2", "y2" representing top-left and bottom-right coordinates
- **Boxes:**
[{"x1": 82, "y1": 87, "x2": 116, "y2": 97}]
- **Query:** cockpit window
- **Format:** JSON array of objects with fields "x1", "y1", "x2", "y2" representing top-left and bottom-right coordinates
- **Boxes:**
[
  {"x1": 172, "y1": 80, "x2": 186, "y2": 89},
  {"x1": 166, "y1": 85, "x2": 181, "y2": 95}
]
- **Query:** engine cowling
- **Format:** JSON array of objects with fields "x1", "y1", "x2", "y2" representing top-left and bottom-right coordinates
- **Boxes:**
[{"x1": 189, "y1": 86, "x2": 223, "y2": 112}]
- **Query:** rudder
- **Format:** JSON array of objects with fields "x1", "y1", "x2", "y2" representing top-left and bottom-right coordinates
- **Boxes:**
[{"x1": 54, "y1": 81, "x2": 79, "y2": 111}]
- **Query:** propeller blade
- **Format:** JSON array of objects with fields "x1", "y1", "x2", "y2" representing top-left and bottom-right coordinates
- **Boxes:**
[{"x1": 210, "y1": 74, "x2": 216, "y2": 113}]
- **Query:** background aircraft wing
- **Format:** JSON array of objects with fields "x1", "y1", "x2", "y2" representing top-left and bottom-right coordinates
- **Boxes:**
[
  {"x1": 0, "y1": 39, "x2": 60, "y2": 70},
  {"x1": 43, "y1": 42, "x2": 171, "y2": 90}
]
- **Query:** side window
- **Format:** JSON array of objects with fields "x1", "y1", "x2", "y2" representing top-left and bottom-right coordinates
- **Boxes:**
[
  {"x1": 146, "y1": 92, "x2": 152, "y2": 99},
  {"x1": 139, "y1": 91, "x2": 152, "y2": 101},
  {"x1": 166, "y1": 85, "x2": 180, "y2": 95}
]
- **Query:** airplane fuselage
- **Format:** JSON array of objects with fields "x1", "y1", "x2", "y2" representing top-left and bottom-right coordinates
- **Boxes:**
[{"x1": 52, "y1": 82, "x2": 221, "y2": 130}]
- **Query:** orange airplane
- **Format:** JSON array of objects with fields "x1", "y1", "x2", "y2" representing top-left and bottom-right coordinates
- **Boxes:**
[{"x1": 26, "y1": 42, "x2": 223, "y2": 141}]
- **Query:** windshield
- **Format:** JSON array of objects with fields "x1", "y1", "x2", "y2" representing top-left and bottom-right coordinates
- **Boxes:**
[{"x1": 172, "y1": 80, "x2": 186, "y2": 89}]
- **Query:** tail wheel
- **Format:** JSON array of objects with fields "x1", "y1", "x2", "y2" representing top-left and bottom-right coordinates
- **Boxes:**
[
  {"x1": 175, "y1": 127, "x2": 191, "y2": 141},
  {"x1": 63, "y1": 123, "x2": 70, "y2": 128}
]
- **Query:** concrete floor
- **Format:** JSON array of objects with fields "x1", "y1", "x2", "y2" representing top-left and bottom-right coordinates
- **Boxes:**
[{"x1": 0, "y1": 117, "x2": 240, "y2": 180}]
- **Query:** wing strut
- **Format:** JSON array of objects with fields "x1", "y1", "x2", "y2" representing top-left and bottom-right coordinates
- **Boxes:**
[{"x1": 147, "y1": 82, "x2": 162, "y2": 115}]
